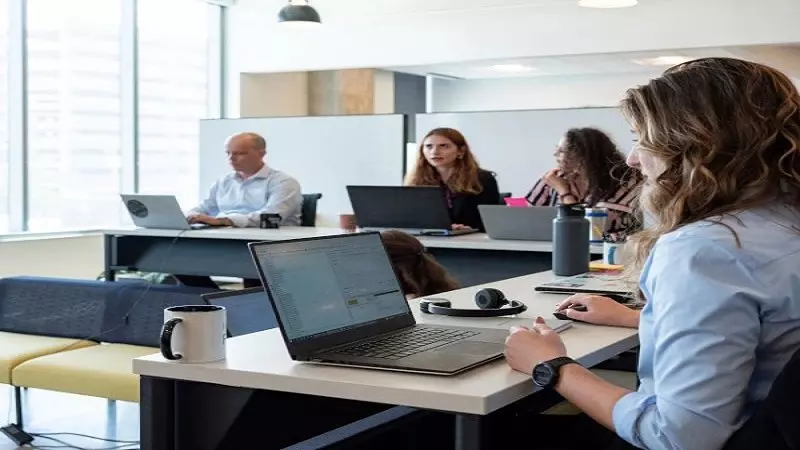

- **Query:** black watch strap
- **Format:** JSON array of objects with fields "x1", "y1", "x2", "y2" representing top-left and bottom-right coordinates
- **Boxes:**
[{"x1": 533, "y1": 356, "x2": 579, "y2": 389}]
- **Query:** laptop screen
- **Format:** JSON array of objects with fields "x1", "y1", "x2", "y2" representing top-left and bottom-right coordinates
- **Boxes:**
[{"x1": 251, "y1": 233, "x2": 410, "y2": 342}]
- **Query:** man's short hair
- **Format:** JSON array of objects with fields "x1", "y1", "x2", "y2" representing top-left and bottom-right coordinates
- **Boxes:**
[{"x1": 232, "y1": 132, "x2": 266, "y2": 152}]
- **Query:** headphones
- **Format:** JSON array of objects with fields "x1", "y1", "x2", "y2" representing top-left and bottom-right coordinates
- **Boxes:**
[{"x1": 419, "y1": 288, "x2": 527, "y2": 317}]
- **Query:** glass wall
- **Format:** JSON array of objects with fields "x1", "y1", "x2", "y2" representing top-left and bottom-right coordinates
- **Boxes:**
[
  {"x1": 0, "y1": 0, "x2": 223, "y2": 233},
  {"x1": 0, "y1": 0, "x2": 9, "y2": 232},
  {"x1": 137, "y1": 0, "x2": 213, "y2": 210},
  {"x1": 25, "y1": 0, "x2": 123, "y2": 230}
]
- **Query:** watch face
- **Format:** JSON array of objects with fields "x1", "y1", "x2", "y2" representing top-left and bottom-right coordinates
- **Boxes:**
[{"x1": 532, "y1": 363, "x2": 555, "y2": 387}]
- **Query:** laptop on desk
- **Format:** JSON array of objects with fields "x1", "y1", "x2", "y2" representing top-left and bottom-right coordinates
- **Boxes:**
[
  {"x1": 479, "y1": 205, "x2": 557, "y2": 241},
  {"x1": 346, "y1": 186, "x2": 477, "y2": 236},
  {"x1": 248, "y1": 232, "x2": 509, "y2": 375},
  {"x1": 120, "y1": 194, "x2": 220, "y2": 230}
]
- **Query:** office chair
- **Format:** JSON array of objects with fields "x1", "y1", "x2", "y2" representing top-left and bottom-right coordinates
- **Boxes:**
[
  {"x1": 723, "y1": 346, "x2": 800, "y2": 450},
  {"x1": 301, "y1": 193, "x2": 323, "y2": 227}
]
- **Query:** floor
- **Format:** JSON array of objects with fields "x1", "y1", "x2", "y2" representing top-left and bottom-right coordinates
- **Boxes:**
[{"x1": 0, "y1": 386, "x2": 139, "y2": 450}]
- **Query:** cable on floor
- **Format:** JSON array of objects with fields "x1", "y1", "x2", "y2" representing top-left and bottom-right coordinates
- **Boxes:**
[{"x1": 27, "y1": 433, "x2": 139, "y2": 450}]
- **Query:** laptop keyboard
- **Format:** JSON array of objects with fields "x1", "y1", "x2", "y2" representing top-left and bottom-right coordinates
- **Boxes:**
[{"x1": 337, "y1": 327, "x2": 479, "y2": 360}]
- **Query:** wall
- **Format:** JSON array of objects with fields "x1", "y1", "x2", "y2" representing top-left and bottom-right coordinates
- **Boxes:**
[
  {"x1": 429, "y1": 73, "x2": 654, "y2": 112},
  {"x1": 373, "y1": 70, "x2": 396, "y2": 114},
  {"x1": 393, "y1": 72, "x2": 427, "y2": 139},
  {"x1": 0, "y1": 234, "x2": 104, "y2": 279},
  {"x1": 239, "y1": 72, "x2": 310, "y2": 117}
]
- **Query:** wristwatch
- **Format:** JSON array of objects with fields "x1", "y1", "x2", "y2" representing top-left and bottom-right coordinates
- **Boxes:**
[{"x1": 532, "y1": 356, "x2": 579, "y2": 389}]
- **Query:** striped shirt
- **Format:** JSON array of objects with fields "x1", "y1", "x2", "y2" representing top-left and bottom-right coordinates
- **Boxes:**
[{"x1": 525, "y1": 174, "x2": 641, "y2": 234}]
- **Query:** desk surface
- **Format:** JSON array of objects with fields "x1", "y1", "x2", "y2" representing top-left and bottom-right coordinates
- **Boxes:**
[
  {"x1": 134, "y1": 271, "x2": 638, "y2": 415},
  {"x1": 104, "y1": 227, "x2": 602, "y2": 254}
]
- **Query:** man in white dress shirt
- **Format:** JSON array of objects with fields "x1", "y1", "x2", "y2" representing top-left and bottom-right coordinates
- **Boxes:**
[{"x1": 187, "y1": 132, "x2": 302, "y2": 227}]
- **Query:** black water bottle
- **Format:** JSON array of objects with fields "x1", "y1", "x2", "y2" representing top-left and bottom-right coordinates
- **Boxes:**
[{"x1": 552, "y1": 204, "x2": 590, "y2": 276}]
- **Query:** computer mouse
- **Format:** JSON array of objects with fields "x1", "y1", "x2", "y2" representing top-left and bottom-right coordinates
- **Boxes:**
[{"x1": 553, "y1": 304, "x2": 588, "y2": 321}]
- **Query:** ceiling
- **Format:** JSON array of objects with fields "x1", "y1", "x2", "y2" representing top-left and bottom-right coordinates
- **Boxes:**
[
  {"x1": 305, "y1": 0, "x2": 672, "y2": 22},
  {"x1": 383, "y1": 44, "x2": 800, "y2": 80}
]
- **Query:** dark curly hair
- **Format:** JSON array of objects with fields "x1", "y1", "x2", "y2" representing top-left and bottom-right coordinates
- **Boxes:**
[{"x1": 561, "y1": 127, "x2": 641, "y2": 206}]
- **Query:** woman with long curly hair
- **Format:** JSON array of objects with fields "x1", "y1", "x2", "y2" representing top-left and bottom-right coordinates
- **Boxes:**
[
  {"x1": 505, "y1": 58, "x2": 800, "y2": 450},
  {"x1": 526, "y1": 127, "x2": 643, "y2": 235},
  {"x1": 405, "y1": 128, "x2": 500, "y2": 231},
  {"x1": 380, "y1": 230, "x2": 459, "y2": 299}
]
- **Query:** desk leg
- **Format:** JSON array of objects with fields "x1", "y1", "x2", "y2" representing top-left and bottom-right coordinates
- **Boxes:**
[
  {"x1": 455, "y1": 413, "x2": 485, "y2": 450},
  {"x1": 139, "y1": 376, "x2": 175, "y2": 450},
  {"x1": 103, "y1": 234, "x2": 116, "y2": 281}
]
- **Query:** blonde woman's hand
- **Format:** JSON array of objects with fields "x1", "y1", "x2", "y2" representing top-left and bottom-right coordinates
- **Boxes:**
[{"x1": 556, "y1": 294, "x2": 640, "y2": 328}]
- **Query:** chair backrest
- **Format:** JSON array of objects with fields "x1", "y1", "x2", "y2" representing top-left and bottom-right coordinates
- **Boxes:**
[
  {"x1": 301, "y1": 193, "x2": 323, "y2": 227},
  {"x1": 101, "y1": 283, "x2": 217, "y2": 347},
  {"x1": 201, "y1": 287, "x2": 277, "y2": 337},
  {"x1": 723, "y1": 346, "x2": 800, "y2": 450},
  {"x1": 0, "y1": 276, "x2": 113, "y2": 339}
]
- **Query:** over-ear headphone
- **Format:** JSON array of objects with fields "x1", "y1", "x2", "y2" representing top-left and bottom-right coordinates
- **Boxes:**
[{"x1": 419, "y1": 288, "x2": 527, "y2": 317}]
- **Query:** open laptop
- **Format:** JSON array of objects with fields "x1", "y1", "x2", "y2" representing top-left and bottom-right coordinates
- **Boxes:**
[
  {"x1": 346, "y1": 186, "x2": 477, "y2": 236},
  {"x1": 248, "y1": 232, "x2": 510, "y2": 375},
  {"x1": 201, "y1": 287, "x2": 278, "y2": 337},
  {"x1": 120, "y1": 194, "x2": 214, "y2": 230},
  {"x1": 479, "y1": 205, "x2": 557, "y2": 241}
]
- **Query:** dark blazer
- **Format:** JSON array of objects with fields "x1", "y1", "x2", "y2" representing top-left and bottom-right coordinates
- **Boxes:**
[
  {"x1": 449, "y1": 170, "x2": 501, "y2": 231},
  {"x1": 722, "y1": 346, "x2": 800, "y2": 450}
]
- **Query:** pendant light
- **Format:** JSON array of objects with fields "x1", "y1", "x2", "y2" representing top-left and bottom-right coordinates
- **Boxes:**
[{"x1": 277, "y1": 0, "x2": 322, "y2": 25}]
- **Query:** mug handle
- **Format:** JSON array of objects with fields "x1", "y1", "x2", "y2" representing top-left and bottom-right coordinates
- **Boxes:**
[{"x1": 160, "y1": 318, "x2": 183, "y2": 360}]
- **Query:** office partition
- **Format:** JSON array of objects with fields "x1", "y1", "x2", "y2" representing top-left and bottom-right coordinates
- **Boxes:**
[
  {"x1": 198, "y1": 115, "x2": 407, "y2": 226},
  {"x1": 415, "y1": 108, "x2": 632, "y2": 198}
]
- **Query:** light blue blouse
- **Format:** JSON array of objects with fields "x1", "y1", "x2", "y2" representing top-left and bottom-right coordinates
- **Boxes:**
[{"x1": 612, "y1": 205, "x2": 800, "y2": 450}]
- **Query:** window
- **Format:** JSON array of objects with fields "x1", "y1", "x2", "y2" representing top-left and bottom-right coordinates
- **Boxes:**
[
  {"x1": 137, "y1": 0, "x2": 214, "y2": 210},
  {"x1": 25, "y1": 0, "x2": 123, "y2": 231},
  {"x1": 0, "y1": 0, "x2": 9, "y2": 232}
]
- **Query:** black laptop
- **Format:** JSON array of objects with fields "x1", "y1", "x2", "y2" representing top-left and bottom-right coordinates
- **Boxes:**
[
  {"x1": 247, "y1": 232, "x2": 508, "y2": 375},
  {"x1": 346, "y1": 186, "x2": 477, "y2": 236},
  {"x1": 201, "y1": 287, "x2": 278, "y2": 337}
]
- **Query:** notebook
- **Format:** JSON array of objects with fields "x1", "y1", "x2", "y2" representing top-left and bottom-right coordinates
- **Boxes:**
[{"x1": 534, "y1": 272, "x2": 632, "y2": 297}]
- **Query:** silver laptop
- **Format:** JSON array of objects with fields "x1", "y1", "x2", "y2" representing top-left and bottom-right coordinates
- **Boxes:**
[
  {"x1": 120, "y1": 194, "x2": 209, "y2": 230},
  {"x1": 478, "y1": 205, "x2": 558, "y2": 241},
  {"x1": 248, "y1": 232, "x2": 509, "y2": 375}
]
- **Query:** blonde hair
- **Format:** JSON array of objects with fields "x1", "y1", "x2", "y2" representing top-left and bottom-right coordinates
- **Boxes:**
[
  {"x1": 621, "y1": 57, "x2": 800, "y2": 276},
  {"x1": 405, "y1": 128, "x2": 483, "y2": 194}
]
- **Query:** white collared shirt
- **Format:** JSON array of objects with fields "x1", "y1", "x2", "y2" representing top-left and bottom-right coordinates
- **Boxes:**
[{"x1": 188, "y1": 164, "x2": 302, "y2": 227}]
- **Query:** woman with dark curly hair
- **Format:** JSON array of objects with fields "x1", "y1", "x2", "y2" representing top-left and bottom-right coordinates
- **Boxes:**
[{"x1": 525, "y1": 127, "x2": 643, "y2": 235}]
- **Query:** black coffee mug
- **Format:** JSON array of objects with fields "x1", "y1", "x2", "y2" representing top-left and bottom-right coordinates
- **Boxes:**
[{"x1": 260, "y1": 213, "x2": 281, "y2": 229}]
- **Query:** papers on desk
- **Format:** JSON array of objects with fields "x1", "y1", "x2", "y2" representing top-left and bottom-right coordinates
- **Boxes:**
[{"x1": 534, "y1": 272, "x2": 630, "y2": 296}]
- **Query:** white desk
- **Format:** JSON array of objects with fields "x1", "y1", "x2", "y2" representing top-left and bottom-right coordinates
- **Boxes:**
[
  {"x1": 134, "y1": 271, "x2": 638, "y2": 449},
  {"x1": 103, "y1": 227, "x2": 602, "y2": 286}
]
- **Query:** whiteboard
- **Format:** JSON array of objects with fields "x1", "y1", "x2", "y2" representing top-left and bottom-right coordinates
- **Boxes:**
[
  {"x1": 199, "y1": 115, "x2": 407, "y2": 227},
  {"x1": 415, "y1": 108, "x2": 633, "y2": 198}
]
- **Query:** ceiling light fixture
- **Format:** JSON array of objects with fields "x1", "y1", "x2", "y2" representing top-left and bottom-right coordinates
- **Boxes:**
[
  {"x1": 578, "y1": 0, "x2": 638, "y2": 8},
  {"x1": 277, "y1": 0, "x2": 322, "y2": 26},
  {"x1": 633, "y1": 55, "x2": 693, "y2": 66},
  {"x1": 489, "y1": 64, "x2": 535, "y2": 73}
]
